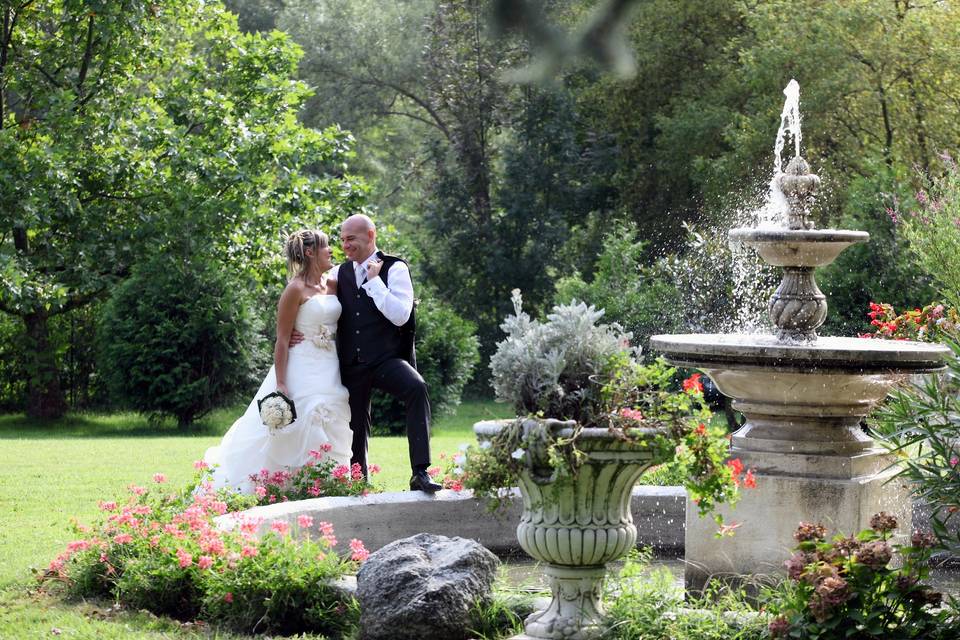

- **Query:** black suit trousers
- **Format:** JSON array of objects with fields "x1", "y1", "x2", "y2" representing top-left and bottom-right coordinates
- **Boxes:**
[{"x1": 341, "y1": 357, "x2": 431, "y2": 476}]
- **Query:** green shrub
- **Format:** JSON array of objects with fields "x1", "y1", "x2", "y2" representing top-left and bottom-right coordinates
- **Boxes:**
[
  {"x1": 605, "y1": 549, "x2": 765, "y2": 639},
  {"x1": 97, "y1": 253, "x2": 263, "y2": 428},
  {"x1": 114, "y1": 550, "x2": 202, "y2": 620},
  {"x1": 872, "y1": 328, "x2": 960, "y2": 552},
  {"x1": 0, "y1": 312, "x2": 27, "y2": 411},
  {"x1": 898, "y1": 156, "x2": 960, "y2": 310},
  {"x1": 0, "y1": 304, "x2": 107, "y2": 412},
  {"x1": 201, "y1": 533, "x2": 359, "y2": 636},
  {"x1": 554, "y1": 223, "x2": 684, "y2": 355},
  {"x1": 371, "y1": 295, "x2": 480, "y2": 435}
]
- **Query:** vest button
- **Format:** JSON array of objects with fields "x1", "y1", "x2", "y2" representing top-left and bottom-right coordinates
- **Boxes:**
[
  {"x1": 355, "y1": 330, "x2": 360, "y2": 334},
  {"x1": 356, "y1": 312, "x2": 360, "y2": 316}
]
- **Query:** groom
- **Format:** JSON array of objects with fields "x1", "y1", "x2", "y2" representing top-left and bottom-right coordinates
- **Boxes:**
[{"x1": 332, "y1": 214, "x2": 440, "y2": 493}]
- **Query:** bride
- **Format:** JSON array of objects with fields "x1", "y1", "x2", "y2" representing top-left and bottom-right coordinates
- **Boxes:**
[{"x1": 203, "y1": 229, "x2": 353, "y2": 493}]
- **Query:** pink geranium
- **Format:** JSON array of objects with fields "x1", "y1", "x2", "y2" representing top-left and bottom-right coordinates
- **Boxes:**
[
  {"x1": 349, "y1": 538, "x2": 370, "y2": 562},
  {"x1": 176, "y1": 548, "x2": 193, "y2": 568}
]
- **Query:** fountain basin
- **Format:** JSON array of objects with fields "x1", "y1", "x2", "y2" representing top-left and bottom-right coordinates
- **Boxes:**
[
  {"x1": 650, "y1": 333, "x2": 948, "y2": 374},
  {"x1": 651, "y1": 333, "x2": 948, "y2": 468},
  {"x1": 650, "y1": 332, "x2": 948, "y2": 592},
  {"x1": 729, "y1": 228, "x2": 868, "y2": 267}
]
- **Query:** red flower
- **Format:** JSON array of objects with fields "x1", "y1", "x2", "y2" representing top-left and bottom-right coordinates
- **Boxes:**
[
  {"x1": 682, "y1": 373, "x2": 703, "y2": 394},
  {"x1": 726, "y1": 458, "x2": 744, "y2": 476}
]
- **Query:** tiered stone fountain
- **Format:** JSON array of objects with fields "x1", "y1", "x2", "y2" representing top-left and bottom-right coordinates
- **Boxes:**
[{"x1": 650, "y1": 83, "x2": 950, "y2": 591}]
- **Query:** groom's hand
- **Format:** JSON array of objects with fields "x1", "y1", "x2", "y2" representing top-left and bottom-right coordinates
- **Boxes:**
[
  {"x1": 289, "y1": 328, "x2": 305, "y2": 346},
  {"x1": 365, "y1": 258, "x2": 383, "y2": 280}
]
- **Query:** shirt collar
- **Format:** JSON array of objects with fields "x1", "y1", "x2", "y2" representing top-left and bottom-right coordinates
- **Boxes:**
[{"x1": 357, "y1": 248, "x2": 379, "y2": 268}]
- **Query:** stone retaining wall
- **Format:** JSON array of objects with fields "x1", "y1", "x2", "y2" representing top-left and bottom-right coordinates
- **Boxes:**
[{"x1": 217, "y1": 486, "x2": 686, "y2": 555}]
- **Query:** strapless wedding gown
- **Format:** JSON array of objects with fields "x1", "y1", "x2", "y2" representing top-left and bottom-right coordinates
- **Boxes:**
[{"x1": 204, "y1": 295, "x2": 352, "y2": 493}]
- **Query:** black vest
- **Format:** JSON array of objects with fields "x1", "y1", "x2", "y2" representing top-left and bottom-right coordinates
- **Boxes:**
[{"x1": 336, "y1": 252, "x2": 417, "y2": 368}]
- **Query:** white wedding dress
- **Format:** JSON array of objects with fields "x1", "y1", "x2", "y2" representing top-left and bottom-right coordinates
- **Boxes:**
[{"x1": 203, "y1": 295, "x2": 353, "y2": 494}]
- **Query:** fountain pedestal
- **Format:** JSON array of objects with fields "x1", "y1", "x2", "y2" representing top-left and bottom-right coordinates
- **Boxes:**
[{"x1": 684, "y1": 453, "x2": 911, "y2": 591}]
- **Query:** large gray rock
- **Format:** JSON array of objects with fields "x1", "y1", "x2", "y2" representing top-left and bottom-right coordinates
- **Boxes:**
[{"x1": 356, "y1": 533, "x2": 499, "y2": 640}]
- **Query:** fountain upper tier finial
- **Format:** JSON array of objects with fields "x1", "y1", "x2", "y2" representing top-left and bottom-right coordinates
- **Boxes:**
[
  {"x1": 778, "y1": 156, "x2": 821, "y2": 230},
  {"x1": 728, "y1": 80, "x2": 867, "y2": 342}
]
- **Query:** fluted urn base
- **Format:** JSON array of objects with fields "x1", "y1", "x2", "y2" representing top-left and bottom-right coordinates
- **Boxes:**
[
  {"x1": 516, "y1": 566, "x2": 607, "y2": 640},
  {"x1": 474, "y1": 419, "x2": 662, "y2": 640}
]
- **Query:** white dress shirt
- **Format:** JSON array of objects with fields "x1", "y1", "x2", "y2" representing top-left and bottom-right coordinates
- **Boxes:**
[{"x1": 355, "y1": 248, "x2": 414, "y2": 327}]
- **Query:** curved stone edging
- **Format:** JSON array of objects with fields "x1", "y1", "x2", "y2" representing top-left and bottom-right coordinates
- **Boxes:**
[{"x1": 214, "y1": 486, "x2": 686, "y2": 555}]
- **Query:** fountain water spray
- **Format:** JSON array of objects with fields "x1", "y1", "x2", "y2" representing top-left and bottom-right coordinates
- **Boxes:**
[
  {"x1": 776, "y1": 79, "x2": 802, "y2": 172},
  {"x1": 758, "y1": 79, "x2": 805, "y2": 229}
]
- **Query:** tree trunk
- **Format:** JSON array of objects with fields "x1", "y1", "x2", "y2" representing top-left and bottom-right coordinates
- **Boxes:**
[{"x1": 23, "y1": 310, "x2": 67, "y2": 419}]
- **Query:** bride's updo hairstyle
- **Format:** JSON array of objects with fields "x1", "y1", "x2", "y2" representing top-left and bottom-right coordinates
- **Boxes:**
[{"x1": 284, "y1": 229, "x2": 328, "y2": 281}]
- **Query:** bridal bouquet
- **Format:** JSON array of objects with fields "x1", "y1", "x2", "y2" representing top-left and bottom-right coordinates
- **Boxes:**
[{"x1": 258, "y1": 391, "x2": 297, "y2": 434}]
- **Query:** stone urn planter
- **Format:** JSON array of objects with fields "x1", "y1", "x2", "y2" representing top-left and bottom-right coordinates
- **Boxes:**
[{"x1": 474, "y1": 418, "x2": 661, "y2": 640}]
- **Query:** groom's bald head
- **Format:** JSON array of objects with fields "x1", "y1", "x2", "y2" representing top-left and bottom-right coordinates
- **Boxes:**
[
  {"x1": 341, "y1": 214, "x2": 377, "y2": 262},
  {"x1": 344, "y1": 214, "x2": 375, "y2": 233}
]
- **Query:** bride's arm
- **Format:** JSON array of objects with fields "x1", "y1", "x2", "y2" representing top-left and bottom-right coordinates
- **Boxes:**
[{"x1": 274, "y1": 283, "x2": 302, "y2": 397}]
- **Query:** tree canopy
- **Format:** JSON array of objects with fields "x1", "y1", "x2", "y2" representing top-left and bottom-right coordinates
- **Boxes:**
[{"x1": 0, "y1": 0, "x2": 365, "y2": 416}]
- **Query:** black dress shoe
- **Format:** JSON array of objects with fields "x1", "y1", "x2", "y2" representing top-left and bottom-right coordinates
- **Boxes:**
[{"x1": 410, "y1": 469, "x2": 442, "y2": 493}]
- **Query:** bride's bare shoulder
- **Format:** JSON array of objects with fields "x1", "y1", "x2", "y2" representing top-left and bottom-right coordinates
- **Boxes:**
[{"x1": 280, "y1": 278, "x2": 307, "y2": 302}]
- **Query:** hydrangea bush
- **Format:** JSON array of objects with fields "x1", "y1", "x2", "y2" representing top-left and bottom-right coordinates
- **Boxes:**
[
  {"x1": 764, "y1": 514, "x2": 960, "y2": 639},
  {"x1": 41, "y1": 467, "x2": 368, "y2": 635}
]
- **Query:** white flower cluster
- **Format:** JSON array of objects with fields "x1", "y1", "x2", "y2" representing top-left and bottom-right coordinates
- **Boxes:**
[
  {"x1": 260, "y1": 395, "x2": 294, "y2": 434},
  {"x1": 309, "y1": 326, "x2": 336, "y2": 351}
]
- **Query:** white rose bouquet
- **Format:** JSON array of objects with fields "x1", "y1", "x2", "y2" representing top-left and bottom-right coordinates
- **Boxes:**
[{"x1": 258, "y1": 391, "x2": 297, "y2": 435}]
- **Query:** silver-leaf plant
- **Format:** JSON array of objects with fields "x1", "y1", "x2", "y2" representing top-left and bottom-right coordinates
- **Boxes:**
[{"x1": 490, "y1": 289, "x2": 636, "y2": 427}]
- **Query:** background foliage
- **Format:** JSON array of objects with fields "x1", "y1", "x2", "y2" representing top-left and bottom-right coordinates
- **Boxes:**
[
  {"x1": 3, "y1": 0, "x2": 960, "y2": 419},
  {"x1": 370, "y1": 295, "x2": 480, "y2": 435}
]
